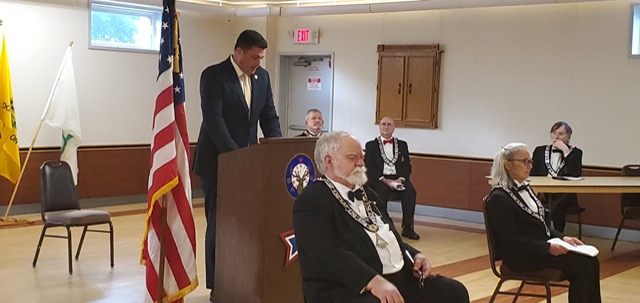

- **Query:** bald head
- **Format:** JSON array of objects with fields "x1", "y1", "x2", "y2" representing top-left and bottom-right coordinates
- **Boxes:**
[{"x1": 379, "y1": 117, "x2": 396, "y2": 139}]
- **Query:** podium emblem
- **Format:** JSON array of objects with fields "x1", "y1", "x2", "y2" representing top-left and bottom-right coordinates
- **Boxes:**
[
  {"x1": 279, "y1": 229, "x2": 298, "y2": 266},
  {"x1": 285, "y1": 154, "x2": 315, "y2": 199}
]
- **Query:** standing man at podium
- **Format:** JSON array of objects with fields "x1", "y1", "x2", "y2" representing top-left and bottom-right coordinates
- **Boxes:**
[
  {"x1": 296, "y1": 108, "x2": 324, "y2": 137},
  {"x1": 293, "y1": 131, "x2": 469, "y2": 303},
  {"x1": 365, "y1": 117, "x2": 420, "y2": 240},
  {"x1": 194, "y1": 29, "x2": 282, "y2": 302}
]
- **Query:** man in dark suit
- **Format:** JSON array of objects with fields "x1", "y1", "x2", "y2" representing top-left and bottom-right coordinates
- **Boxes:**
[
  {"x1": 193, "y1": 29, "x2": 282, "y2": 300},
  {"x1": 530, "y1": 121, "x2": 583, "y2": 232},
  {"x1": 293, "y1": 131, "x2": 468, "y2": 303},
  {"x1": 365, "y1": 117, "x2": 420, "y2": 240},
  {"x1": 295, "y1": 108, "x2": 324, "y2": 137}
]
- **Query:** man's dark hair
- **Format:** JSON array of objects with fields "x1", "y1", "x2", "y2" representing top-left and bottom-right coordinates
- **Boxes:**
[
  {"x1": 234, "y1": 30, "x2": 268, "y2": 51},
  {"x1": 550, "y1": 121, "x2": 573, "y2": 136}
]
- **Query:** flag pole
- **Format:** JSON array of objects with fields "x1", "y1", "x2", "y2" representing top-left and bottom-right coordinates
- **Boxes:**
[
  {"x1": 1, "y1": 41, "x2": 74, "y2": 223},
  {"x1": 157, "y1": 196, "x2": 167, "y2": 303}
]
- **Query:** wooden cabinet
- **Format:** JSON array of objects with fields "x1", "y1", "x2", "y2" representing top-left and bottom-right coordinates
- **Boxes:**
[{"x1": 376, "y1": 44, "x2": 443, "y2": 128}]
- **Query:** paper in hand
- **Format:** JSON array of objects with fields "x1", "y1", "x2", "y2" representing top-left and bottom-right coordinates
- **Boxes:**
[
  {"x1": 390, "y1": 181, "x2": 406, "y2": 191},
  {"x1": 547, "y1": 238, "x2": 599, "y2": 257}
]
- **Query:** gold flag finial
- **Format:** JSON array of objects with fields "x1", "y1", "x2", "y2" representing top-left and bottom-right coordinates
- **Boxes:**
[{"x1": 68, "y1": 41, "x2": 74, "y2": 47}]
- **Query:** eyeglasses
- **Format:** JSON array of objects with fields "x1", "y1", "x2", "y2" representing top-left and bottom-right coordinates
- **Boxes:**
[{"x1": 509, "y1": 158, "x2": 533, "y2": 166}]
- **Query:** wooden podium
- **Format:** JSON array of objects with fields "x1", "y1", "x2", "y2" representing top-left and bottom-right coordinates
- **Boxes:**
[{"x1": 214, "y1": 137, "x2": 317, "y2": 303}]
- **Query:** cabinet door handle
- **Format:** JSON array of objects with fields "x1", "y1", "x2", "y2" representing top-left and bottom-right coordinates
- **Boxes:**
[
  {"x1": 397, "y1": 83, "x2": 402, "y2": 95},
  {"x1": 408, "y1": 83, "x2": 412, "y2": 94}
]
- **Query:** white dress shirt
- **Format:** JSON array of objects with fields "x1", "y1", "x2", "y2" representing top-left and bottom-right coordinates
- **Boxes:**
[
  {"x1": 514, "y1": 180, "x2": 539, "y2": 212},
  {"x1": 326, "y1": 177, "x2": 404, "y2": 274},
  {"x1": 380, "y1": 136, "x2": 397, "y2": 176},
  {"x1": 229, "y1": 55, "x2": 251, "y2": 108},
  {"x1": 549, "y1": 151, "x2": 562, "y2": 174}
]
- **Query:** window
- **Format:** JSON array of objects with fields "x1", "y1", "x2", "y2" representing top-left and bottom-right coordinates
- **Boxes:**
[
  {"x1": 89, "y1": 0, "x2": 162, "y2": 53},
  {"x1": 631, "y1": 4, "x2": 640, "y2": 57}
]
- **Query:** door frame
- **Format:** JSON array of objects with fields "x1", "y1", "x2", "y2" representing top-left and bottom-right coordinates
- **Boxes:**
[{"x1": 277, "y1": 52, "x2": 335, "y2": 136}]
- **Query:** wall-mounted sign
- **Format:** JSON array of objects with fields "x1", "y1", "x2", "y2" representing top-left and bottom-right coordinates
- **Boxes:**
[
  {"x1": 293, "y1": 28, "x2": 319, "y2": 44},
  {"x1": 307, "y1": 77, "x2": 321, "y2": 90}
]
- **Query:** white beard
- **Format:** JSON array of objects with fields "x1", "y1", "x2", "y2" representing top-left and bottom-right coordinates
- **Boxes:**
[{"x1": 337, "y1": 166, "x2": 368, "y2": 186}]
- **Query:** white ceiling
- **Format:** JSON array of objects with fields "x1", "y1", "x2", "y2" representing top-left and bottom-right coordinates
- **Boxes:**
[
  {"x1": 34, "y1": 0, "x2": 616, "y2": 17},
  {"x1": 174, "y1": 0, "x2": 616, "y2": 17}
]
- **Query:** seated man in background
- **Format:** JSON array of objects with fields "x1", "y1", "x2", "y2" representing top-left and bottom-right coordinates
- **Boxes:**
[
  {"x1": 365, "y1": 117, "x2": 420, "y2": 240},
  {"x1": 293, "y1": 131, "x2": 469, "y2": 303},
  {"x1": 296, "y1": 108, "x2": 324, "y2": 137},
  {"x1": 531, "y1": 121, "x2": 583, "y2": 232}
]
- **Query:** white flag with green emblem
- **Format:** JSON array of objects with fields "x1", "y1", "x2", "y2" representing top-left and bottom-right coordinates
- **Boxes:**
[{"x1": 43, "y1": 46, "x2": 82, "y2": 184}]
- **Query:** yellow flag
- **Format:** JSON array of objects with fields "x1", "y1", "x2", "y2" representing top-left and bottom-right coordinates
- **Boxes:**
[{"x1": 0, "y1": 35, "x2": 21, "y2": 184}]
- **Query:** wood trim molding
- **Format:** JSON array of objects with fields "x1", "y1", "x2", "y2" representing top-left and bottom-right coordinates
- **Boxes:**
[
  {"x1": 0, "y1": 144, "x2": 201, "y2": 206},
  {"x1": 2, "y1": 145, "x2": 634, "y2": 230}
]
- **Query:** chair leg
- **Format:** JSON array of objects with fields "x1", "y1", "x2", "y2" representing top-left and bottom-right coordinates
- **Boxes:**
[
  {"x1": 109, "y1": 222, "x2": 114, "y2": 268},
  {"x1": 611, "y1": 218, "x2": 625, "y2": 251},
  {"x1": 32, "y1": 226, "x2": 48, "y2": 268},
  {"x1": 66, "y1": 227, "x2": 73, "y2": 274},
  {"x1": 544, "y1": 283, "x2": 552, "y2": 303},
  {"x1": 577, "y1": 212, "x2": 583, "y2": 240},
  {"x1": 512, "y1": 281, "x2": 526, "y2": 303},
  {"x1": 75, "y1": 226, "x2": 88, "y2": 260},
  {"x1": 489, "y1": 279, "x2": 506, "y2": 303}
]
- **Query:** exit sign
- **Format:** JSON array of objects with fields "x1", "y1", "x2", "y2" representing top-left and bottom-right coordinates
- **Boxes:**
[
  {"x1": 294, "y1": 28, "x2": 319, "y2": 44},
  {"x1": 296, "y1": 29, "x2": 310, "y2": 43}
]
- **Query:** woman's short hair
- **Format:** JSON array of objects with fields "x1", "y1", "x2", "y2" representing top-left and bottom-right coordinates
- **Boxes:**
[
  {"x1": 490, "y1": 142, "x2": 528, "y2": 188},
  {"x1": 314, "y1": 131, "x2": 351, "y2": 174},
  {"x1": 550, "y1": 121, "x2": 573, "y2": 136}
]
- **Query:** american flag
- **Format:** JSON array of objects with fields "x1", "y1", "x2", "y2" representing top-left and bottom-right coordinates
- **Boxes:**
[{"x1": 141, "y1": 0, "x2": 197, "y2": 302}]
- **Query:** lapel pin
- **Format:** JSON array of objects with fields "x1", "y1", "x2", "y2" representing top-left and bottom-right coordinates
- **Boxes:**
[{"x1": 254, "y1": 74, "x2": 258, "y2": 80}]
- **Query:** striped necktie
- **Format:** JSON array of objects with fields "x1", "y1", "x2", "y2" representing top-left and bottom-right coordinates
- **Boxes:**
[{"x1": 242, "y1": 73, "x2": 252, "y2": 109}]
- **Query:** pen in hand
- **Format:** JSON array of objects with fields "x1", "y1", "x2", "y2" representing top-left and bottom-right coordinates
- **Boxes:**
[{"x1": 405, "y1": 250, "x2": 425, "y2": 288}]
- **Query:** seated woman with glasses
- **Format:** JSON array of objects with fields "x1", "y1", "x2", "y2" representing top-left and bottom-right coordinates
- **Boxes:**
[
  {"x1": 486, "y1": 143, "x2": 601, "y2": 303},
  {"x1": 530, "y1": 121, "x2": 583, "y2": 232}
]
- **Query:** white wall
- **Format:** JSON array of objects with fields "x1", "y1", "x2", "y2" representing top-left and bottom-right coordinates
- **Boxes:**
[
  {"x1": 273, "y1": 1, "x2": 640, "y2": 167},
  {"x1": 0, "y1": 0, "x2": 234, "y2": 147},
  {"x1": 3, "y1": 0, "x2": 639, "y2": 167}
]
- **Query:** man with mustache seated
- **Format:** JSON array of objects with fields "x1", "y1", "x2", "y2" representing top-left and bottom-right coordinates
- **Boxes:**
[
  {"x1": 293, "y1": 131, "x2": 469, "y2": 303},
  {"x1": 296, "y1": 108, "x2": 324, "y2": 137}
]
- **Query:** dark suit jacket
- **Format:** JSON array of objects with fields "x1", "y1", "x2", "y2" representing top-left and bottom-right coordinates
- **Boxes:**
[
  {"x1": 293, "y1": 180, "x2": 419, "y2": 303},
  {"x1": 486, "y1": 187, "x2": 564, "y2": 272},
  {"x1": 194, "y1": 57, "x2": 281, "y2": 178},
  {"x1": 531, "y1": 145, "x2": 582, "y2": 177},
  {"x1": 364, "y1": 138, "x2": 412, "y2": 182}
]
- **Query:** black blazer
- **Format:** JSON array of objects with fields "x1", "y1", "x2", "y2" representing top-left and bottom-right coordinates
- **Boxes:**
[
  {"x1": 486, "y1": 187, "x2": 564, "y2": 272},
  {"x1": 293, "y1": 180, "x2": 419, "y2": 303},
  {"x1": 531, "y1": 145, "x2": 582, "y2": 177},
  {"x1": 194, "y1": 57, "x2": 281, "y2": 178},
  {"x1": 364, "y1": 138, "x2": 412, "y2": 182}
]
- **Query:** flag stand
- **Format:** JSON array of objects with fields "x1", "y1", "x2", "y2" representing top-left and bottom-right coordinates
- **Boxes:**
[
  {"x1": 1, "y1": 101, "x2": 49, "y2": 226},
  {"x1": 157, "y1": 196, "x2": 167, "y2": 303},
  {"x1": 1, "y1": 41, "x2": 74, "y2": 225}
]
